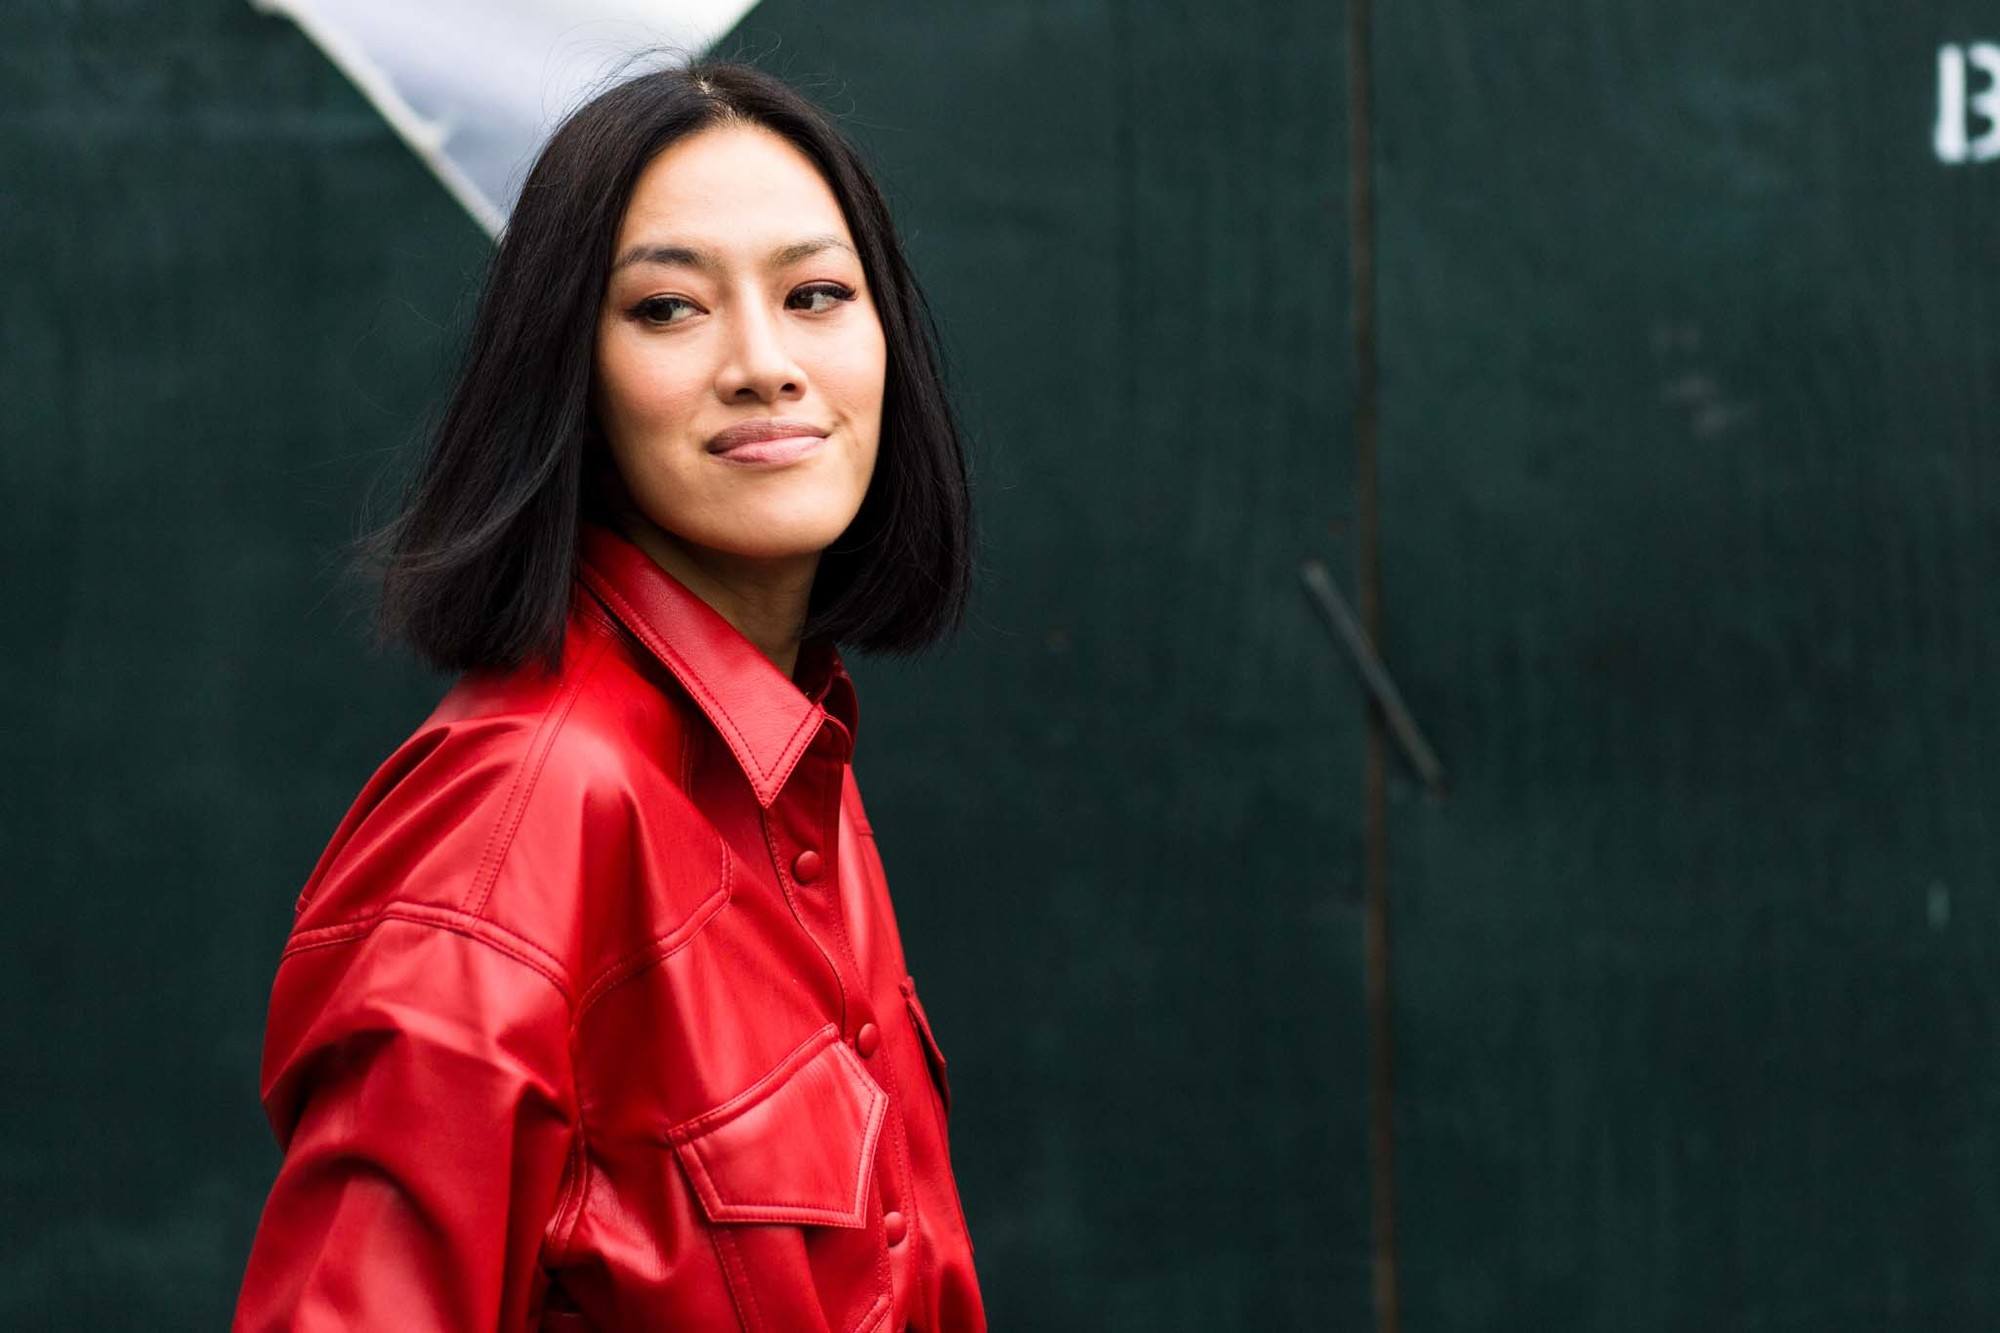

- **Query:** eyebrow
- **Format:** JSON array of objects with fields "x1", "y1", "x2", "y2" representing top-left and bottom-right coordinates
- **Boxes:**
[{"x1": 610, "y1": 234, "x2": 857, "y2": 274}]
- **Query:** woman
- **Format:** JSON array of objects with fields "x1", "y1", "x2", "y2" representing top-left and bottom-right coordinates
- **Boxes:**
[{"x1": 232, "y1": 57, "x2": 986, "y2": 1333}]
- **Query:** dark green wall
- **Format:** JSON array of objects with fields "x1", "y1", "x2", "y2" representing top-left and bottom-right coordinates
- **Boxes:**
[
  {"x1": 5, "y1": 1, "x2": 1996, "y2": 1330},
  {"x1": 1374, "y1": 3, "x2": 2000, "y2": 1327},
  {"x1": 2, "y1": 2, "x2": 487, "y2": 1325},
  {"x1": 726, "y1": 6, "x2": 1373, "y2": 1327}
]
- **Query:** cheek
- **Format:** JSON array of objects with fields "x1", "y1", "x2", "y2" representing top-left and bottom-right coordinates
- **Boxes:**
[
  {"x1": 598, "y1": 332, "x2": 697, "y2": 434},
  {"x1": 809, "y1": 318, "x2": 888, "y2": 410},
  {"x1": 832, "y1": 333, "x2": 886, "y2": 486}
]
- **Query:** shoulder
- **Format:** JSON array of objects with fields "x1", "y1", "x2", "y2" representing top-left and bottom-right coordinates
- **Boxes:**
[
  {"x1": 840, "y1": 768, "x2": 877, "y2": 837},
  {"x1": 288, "y1": 600, "x2": 726, "y2": 985}
]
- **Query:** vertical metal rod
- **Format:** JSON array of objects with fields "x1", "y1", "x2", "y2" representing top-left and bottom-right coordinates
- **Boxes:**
[{"x1": 1346, "y1": 0, "x2": 1401, "y2": 1328}]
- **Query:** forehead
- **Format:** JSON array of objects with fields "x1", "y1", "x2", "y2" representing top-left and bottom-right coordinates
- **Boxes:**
[{"x1": 615, "y1": 122, "x2": 850, "y2": 247}]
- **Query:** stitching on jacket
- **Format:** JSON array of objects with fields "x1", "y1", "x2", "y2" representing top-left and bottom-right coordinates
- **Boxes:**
[
  {"x1": 677, "y1": 1160, "x2": 870, "y2": 1227},
  {"x1": 667, "y1": 1023, "x2": 838, "y2": 1142},
  {"x1": 552, "y1": 971, "x2": 603, "y2": 1271},
  {"x1": 709, "y1": 1228, "x2": 762, "y2": 1331},
  {"x1": 579, "y1": 571, "x2": 770, "y2": 786},
  {"x1": 545, "y1": 1115, "x2": 591, "y2": 1267},
  {"x1": 543, "y1": 613, "x2": 611, "y2": 1265},
  {"x1": 848, "y1": 1292, "x2": 892, "y2": 1333},
  {"x1": 293, "y1": 728, "x2": 457, "y2": 917},
  {"x1": 878, "y1": 1059, "x2": 921, "y2": 1313},
  {"x1": 845, "y1": 981, "x2": 915, "y2": 1314},
  {"x1": 579, "y1": 567, "x2": 824, "y2": 805},
  {"x1": 547, "y1": 1124, "x2": 580, "y2": 1246},
  {"x1": 680, "y1": 1121, "x2": 883, "y2": 1221},
  {"x1": 279, "y1": 902, "x2": 574, "y2": 1007},
  {"x1": 803, "y1": 777, "x2": 867, "y2": 1051},
  {"x1": 672, "y1": 1038, "x2": 886, "y2": 1223},
  {"x1": 276, "y1": 905, "x2": 595, "y2": 1277},
  {"x1": 461, "y1": 628, "x2": 614, "y2": 920},
  {"x1": 574, "y1": 841, "x2": 734, "y2": 1019},
  {"x1": 764, "y1": 691, "x2": 823, "y2": 798},
  {"x1": 761, "y1": 811, "x2": 849, "y2": 1029}
]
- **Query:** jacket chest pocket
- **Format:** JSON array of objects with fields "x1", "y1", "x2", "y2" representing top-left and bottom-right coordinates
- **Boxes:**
[{"x1": 668, "y1": 1024, "x2": 894, "y2": 1333}]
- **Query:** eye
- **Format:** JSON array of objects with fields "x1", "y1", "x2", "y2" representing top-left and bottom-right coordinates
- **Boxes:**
[
  {"x1": 631, "y1": 294, "x2": 698, "y2": 327},
  {"x1": 790, "y1": 282, "x2": 856, "y2": 314}
]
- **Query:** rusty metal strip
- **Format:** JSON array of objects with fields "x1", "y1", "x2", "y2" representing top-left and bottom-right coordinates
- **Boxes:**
[{"x1": 1344, "y1": 0, "x2": 1402, "y2": 1327}]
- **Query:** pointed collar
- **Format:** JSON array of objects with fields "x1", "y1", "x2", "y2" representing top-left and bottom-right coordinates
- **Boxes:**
[{"x1": 575, "y1": 520, "x2": 858, "y2": 807}]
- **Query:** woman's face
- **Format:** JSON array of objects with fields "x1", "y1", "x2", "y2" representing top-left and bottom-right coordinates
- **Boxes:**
[{"x1": 594, "y1": 121, "x2": 886, "y2": 566}]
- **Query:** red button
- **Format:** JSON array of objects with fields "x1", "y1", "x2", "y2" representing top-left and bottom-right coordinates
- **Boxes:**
[
  {"x1": 792, "y1": 849, "x2": 823, "y2": 883},
  {"x1": 883, "y1": 1210, "x2": 907, "y2": 1245},
  {"x1": 855, "y1": 1022, "x2": 880, "y2": 1057}
]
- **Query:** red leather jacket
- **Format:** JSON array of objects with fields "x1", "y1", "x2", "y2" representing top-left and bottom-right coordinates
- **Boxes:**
[{"x1": 232, "y1": 520, "x2": 986, "y2": 1332}]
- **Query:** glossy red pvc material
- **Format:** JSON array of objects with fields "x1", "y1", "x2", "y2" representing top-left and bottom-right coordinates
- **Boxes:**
[{"x1": 232, "y1": 519, "x2": 986, "y2": 1333}]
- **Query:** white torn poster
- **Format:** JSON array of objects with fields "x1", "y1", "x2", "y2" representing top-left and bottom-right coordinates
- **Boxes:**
[{"x1": 250, "y1": 0, "x2": 763, "y2": 233}]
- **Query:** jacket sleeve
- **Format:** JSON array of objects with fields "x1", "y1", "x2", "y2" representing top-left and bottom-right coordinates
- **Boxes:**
[{"x1": 231, "y1": 914, "x2": 579, "y2": 1333}]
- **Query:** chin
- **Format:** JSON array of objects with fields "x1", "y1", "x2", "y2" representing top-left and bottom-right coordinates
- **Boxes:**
[{"x1": 695, "y1": 513, "x2": 860, "y2": 563}]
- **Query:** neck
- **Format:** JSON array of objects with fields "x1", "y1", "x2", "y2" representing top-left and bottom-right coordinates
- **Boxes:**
[{"x1": 611, "y1": 512, "x2": 819, "y2": 681}]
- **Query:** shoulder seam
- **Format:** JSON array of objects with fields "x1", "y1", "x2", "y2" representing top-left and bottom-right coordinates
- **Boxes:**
[
  {"x1": 280, "y1": 901, "x2": 575, "y2": 1009},
  {"x1": 460, "y1": 627, "x2": 617, "y2": 920}
]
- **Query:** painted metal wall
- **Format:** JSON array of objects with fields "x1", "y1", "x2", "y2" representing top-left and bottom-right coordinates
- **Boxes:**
[
  {"x1": 739, "y1": 6, "x2": 1374, "y2": 1326},
  {"x1": 1374, "y1": 4, "x2": 2000, "y2": 1326},
  {"x1": 3, "y1": 3, "x2": 491, "y2": 1325},
  {"x1": 3, "y1": 1, "x2": 1994, "y2": 1329}
]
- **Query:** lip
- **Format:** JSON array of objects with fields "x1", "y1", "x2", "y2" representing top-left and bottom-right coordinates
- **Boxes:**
[
  {"x1": 707, "y1": 417, "x2": 831, "y2": 466},
  {"x1": 709, "y1": 434, "x2": 827, "y2": 466}
]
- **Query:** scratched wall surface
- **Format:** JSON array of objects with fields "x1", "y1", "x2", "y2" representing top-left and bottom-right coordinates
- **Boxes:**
[
  {"x1": 0, "y1": 3, "x2": 492, "y2": 1325},
  {"x1": 1373, "y1": 2, "x2": 2000, "y2": 1327},
  {"x1": 9, "y1": 1, "x2": 1995, "y2": 1329}
]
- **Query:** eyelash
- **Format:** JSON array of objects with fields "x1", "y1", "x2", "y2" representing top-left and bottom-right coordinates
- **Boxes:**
[{"x1": 629, "y1": 282, "x2": 856, "y2": 327}]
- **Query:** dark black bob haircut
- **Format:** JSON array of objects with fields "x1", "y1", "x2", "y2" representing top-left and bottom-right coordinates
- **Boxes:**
[{"x1": 359, "y1": 56, "x2": 974, "y2": 675}]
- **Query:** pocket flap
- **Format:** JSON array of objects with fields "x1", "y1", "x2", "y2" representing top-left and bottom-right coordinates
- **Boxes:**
[
  {"x1": 899, "y1": 975, "x2": 952, "y2": 1116},
  {"x1": 668, "y1": 1023, "x2": 887, "y2": 1228}
]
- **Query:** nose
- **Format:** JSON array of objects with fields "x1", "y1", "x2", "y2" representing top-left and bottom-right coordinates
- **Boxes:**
[{"x1": 715, "y1": 293, "x2": 806, "y2": 404}]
